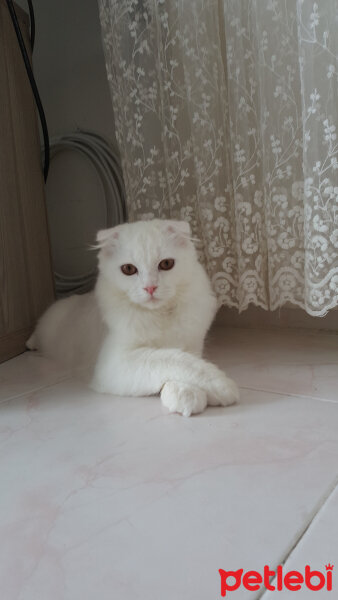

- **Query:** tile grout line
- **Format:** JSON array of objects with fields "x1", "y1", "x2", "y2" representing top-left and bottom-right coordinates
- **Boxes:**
[
  {"x1": 0, "y1": 373, "x2": 73, "y2": 406},
  {"x1": 239, "y1": 385, "x2": 338, "y2": 404},
  {"x1": 256, "y1": 476, "x2": 338, "y2": 599},
  {"x1": 1, "y1": 381, "x2": 336, "y2": 407}
]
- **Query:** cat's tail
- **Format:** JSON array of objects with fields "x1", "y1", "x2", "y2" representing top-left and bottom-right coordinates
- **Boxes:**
[{"x1": 26, "y1": 331, "x2": 38, "y2": 350}]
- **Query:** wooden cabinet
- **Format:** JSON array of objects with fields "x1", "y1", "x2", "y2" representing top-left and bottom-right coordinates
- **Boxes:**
[{"x1": 0, "y1": 0, "x2": 54, "y2": 362}]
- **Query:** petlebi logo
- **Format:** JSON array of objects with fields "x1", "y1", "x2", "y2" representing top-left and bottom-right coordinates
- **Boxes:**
[{"x1": 218, "y1": 564, "x2": 334, "y2": 596}]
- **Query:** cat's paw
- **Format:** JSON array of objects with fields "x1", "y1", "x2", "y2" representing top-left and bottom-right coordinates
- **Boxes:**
[
  {"x1": 206, "y1": 374, "x2": 240, "y2": 407},
  {"x1": 161, "y1": 381, "x2": 207, "y2": 417}
]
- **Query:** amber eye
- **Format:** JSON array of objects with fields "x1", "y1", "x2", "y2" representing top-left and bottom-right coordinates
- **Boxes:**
[
  {"x1": 158, "y1": 258, "x2": 175, "y2": 271},
  {"x1": 121, "y1": 264, "x2": 138, "y2": 276}
]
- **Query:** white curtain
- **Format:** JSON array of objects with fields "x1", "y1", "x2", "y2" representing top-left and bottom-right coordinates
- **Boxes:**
[{"x1": 98, "y1": 0, "x2": 338, "y2": 316}]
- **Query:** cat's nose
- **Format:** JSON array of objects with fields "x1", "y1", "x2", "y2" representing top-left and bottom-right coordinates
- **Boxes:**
[{"x1": 144, "y1": 285, "x2": 157, "y2": 296}]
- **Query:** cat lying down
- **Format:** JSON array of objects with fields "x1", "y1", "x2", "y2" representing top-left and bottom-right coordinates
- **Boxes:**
[{"x1": 27, "y1": 219, "x2": 239, "y2": 416}]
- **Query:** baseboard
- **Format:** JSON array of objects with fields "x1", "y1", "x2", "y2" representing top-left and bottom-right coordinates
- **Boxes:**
[
  {"x1": 0, "y1": 327, "x2": 32, "y2": 363},
  {"x1": 216, "y1": 305, "x2": 338, "y2": 332}
]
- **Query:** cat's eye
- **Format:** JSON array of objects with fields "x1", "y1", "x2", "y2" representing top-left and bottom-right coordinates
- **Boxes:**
[
  {"x1": 121, "y1": 264, "x2": 138, "y2": 276},
  {"x1": 158, "y1": 258, "x2": 175, "y2": 271}
]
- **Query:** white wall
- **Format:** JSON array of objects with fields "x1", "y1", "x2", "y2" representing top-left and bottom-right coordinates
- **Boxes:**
[
  {"x1": 17, "y1": 0, "x2": 116, "y2": 141},
  {"x1": 14, "y1": 0, "x2": 119, "y2": 288}
]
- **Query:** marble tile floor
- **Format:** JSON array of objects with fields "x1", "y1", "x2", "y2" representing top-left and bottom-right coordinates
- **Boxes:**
[{"x1": 0, "y1": 326, "x2": 337, "y2": 600}]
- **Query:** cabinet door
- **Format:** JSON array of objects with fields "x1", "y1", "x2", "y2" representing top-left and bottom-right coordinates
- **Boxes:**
[{"x1": 0, "y1": 1, "x2": 54, "y2": 362}]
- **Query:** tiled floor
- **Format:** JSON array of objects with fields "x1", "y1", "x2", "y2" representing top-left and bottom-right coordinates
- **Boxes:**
[{"x1": 0, "y1": 326, "x2": 337, "y2": 600}]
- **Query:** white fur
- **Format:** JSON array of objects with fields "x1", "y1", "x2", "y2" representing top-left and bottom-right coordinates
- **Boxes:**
[{"x1": 28, "y1": 219, "x2": 239, "y2": 416}]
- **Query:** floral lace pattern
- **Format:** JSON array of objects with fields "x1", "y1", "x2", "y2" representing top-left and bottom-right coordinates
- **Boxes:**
[{"x1": 98, "y1": 0, "x2": 338, "y2": 315}]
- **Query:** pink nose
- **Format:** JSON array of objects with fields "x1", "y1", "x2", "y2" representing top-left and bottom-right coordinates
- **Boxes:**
[{"x1": 144, "y1": 285, "x2": 157, "y2": 296}]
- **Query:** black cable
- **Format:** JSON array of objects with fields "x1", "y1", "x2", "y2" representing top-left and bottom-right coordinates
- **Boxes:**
[
  {"x1": 27, "y1": 0, "x2": 35, "y2": 51},
  {"x1": 5, "y1": 0, "x2": 49, "y2": 181}
]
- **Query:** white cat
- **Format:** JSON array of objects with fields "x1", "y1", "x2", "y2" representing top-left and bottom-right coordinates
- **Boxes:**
[{"x1": 27, "y1": 219, "x2": 239, "y2": 416}]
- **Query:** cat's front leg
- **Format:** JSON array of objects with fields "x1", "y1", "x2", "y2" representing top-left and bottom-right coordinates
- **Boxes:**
[
  {"x1": 92, "y1": 342, "x2": 239, "y2": 415},
  {"x1": 160, "y1": 382, "x2": 207, "y2": 417}
]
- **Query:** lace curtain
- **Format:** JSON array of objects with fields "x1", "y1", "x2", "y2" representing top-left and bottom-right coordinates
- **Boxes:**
[{"x1": 98, "y1": 0, "x2": 338, "y2": 316}]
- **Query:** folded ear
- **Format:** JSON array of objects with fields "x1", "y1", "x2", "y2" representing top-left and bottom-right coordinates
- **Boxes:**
[
  {"x1": 96, "y1": 225, "x2": 122, "y2": 254},
  {"x1": 165, "y1": 220, "x2": 191, "y2": 246}
]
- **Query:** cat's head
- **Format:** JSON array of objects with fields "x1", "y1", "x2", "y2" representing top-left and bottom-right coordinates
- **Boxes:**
[{"x1": 96, "y1": 219, "x2": 195, "y2": 309}]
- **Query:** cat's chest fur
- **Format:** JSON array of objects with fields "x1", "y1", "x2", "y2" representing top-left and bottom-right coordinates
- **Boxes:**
[
  {"x1": 98, "y1": 283, "x2": 203, "y2": 354},
  {"x1": 127, "y1": 302, "x2": 188, "y2": 348}
]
